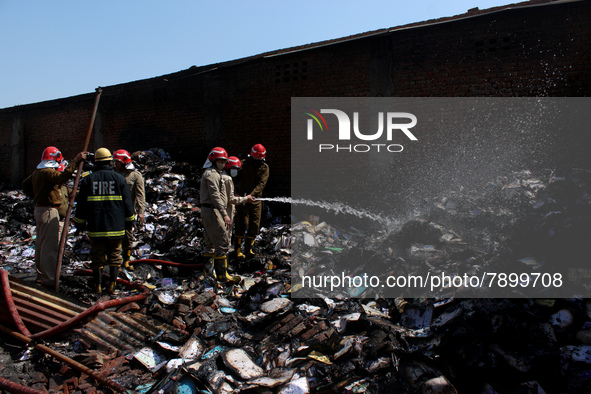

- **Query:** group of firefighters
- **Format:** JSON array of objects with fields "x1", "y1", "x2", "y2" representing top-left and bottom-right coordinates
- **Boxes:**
[
  {"x1": 21, "y1": 144, "x2": 268, "y2": 294},
  {"x1": 199, "y1": 144, "x2": 269, "y2": 283}
]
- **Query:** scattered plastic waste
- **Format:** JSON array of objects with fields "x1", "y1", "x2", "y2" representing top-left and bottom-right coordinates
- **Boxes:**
[
  {"x1": 134, "y1": 347, "x2": 168, "y2": 373},
  {"x1": 223, "y1": 348, "x2": 264, "y2": 380}
]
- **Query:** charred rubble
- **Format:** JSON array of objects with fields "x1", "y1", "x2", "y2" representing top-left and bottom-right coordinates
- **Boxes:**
[{"x1": 0, "y1": 150, "x2": 590, "y2": 393}]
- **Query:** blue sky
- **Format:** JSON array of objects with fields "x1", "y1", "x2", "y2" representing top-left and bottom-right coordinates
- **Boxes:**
[{"x1": 1, "y1": 0, "x2": 514, "y2": 109}]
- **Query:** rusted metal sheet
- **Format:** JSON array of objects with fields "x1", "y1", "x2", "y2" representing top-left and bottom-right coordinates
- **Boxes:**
[
  {"x1": 0, "y1": 276, "x2": 85, "y2": 334},
  {"x1": 0, "y1": 274, "x2": 179, "y2": 357},
  {"x1": 80, "y1": 310, "x2": 187, "y2": 356}
]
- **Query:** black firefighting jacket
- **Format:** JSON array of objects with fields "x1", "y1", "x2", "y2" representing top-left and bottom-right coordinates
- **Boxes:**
[{"x1": 74, "y1": 164, "x2": 135, "y2": 238}]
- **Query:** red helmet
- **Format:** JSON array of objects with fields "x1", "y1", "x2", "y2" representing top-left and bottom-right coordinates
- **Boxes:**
[
  {"x1": 208, "y1": 147, "x2": 228, "y2": 162},
  {"x1": 41, "y1": 146, "x2": 63, "y2": 163},
  {"x1": 56, "y1": 160, "x2": 68, "y2": 172},
  {"x1": 113, "y1": 149, "x2": 132, "y2": 165},
  {"x1": 250, "y1": 144, "x2": 266, "y2": 160},
  {"x1": 225, "y1": 156, "x2": 242, "y2": 170}
]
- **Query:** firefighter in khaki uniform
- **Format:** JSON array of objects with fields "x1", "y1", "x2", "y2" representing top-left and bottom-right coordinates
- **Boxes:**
[
  {"x1": 200, "y1": 147, "x2": 236, "y2": 282},
  {"x1": 56, "y1": 161, "x2": 73, "y2": 262},
  {"x1": 74, "y1": 148, "x2": 135, "y2": 294},
  {"x1": 56, "y1": 160, "x2": 73, "y2": 220},
  {"x1": 222, "y1": 157, "x2": 255, "y2": 266},
  {"x1": 113, "y1": 149, "x2": 146, "y2": 270},
  {"x1": 234, "y1": 144, "x2": 269, "y2": 259},
  {"x1": 21, "y1": 147, "x2": 86, "y2": 288}
]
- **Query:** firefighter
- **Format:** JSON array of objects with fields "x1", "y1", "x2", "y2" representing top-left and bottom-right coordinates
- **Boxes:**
[
  {"x1": 222, "y1": 157, "x2": 255, "y2": 275},
  {"x1": 73, "y1": 148, "x2": 135, "y2": 294},
  {"x1": 113, "y1": 149, "x2": 146, "y2": 271},
  {"x1": 200, "y1": 147, "x2": 235, "y2": 282},
  {"x1": 56, "y1": 160, "x2": 72, "y2": 220},
  {"x1": 22, "y1": 147, "x2": 86, "y2": 288},
  {"x1": 234, "y1": 144, "x2": 269, "y2": 259}
]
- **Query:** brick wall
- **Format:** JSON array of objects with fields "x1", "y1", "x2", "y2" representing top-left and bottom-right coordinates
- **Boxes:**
[{"x1": 1, "y1": 0, "x2": 589, "y2": 203}]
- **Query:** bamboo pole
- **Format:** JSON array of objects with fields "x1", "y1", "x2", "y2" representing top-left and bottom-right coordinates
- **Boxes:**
[{"x1": 54, "y1": 87, "x2": 103, "y2": 292}]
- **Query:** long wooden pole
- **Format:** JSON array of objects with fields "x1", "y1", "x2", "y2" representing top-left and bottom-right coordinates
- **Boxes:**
[{"x1": 54, "y1": 87, "x2": 103, "y2": 292}]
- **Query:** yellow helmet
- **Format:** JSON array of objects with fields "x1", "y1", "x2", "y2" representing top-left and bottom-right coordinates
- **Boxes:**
[{"x1": 95, "y1": 147, "x2": 112, "y2": 161}]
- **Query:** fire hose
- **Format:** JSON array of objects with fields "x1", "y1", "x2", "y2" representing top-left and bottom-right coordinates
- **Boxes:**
[{"x1": 126, "y1": 258, "x2": 203, "y2": 268}]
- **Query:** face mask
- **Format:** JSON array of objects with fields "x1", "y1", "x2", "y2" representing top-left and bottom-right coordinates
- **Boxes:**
[{"x1": 230, "y1": 169, "x2": 239, "y2": 177}]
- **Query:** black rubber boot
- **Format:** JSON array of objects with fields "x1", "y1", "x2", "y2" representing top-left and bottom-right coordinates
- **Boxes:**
[
  {"x1": 107, "y1": 266, "x2": 119, "y2": 294},
  {"x1": 92, "y1": 268, "x2": 102, "y2": 294}
]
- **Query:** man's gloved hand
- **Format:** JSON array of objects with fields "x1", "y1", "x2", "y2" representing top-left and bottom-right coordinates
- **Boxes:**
[{"x1": 125, "y1": 221, "x2": 135, "y2": 231}]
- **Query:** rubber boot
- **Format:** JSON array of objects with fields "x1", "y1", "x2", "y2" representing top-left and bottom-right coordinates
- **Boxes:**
[
  {"x1": 107, "y1": 266, "x2": 119, "y2": 294},
  {"x1": 234, "y1": 236, "x2": 245, "y2": 259},
  {"x1": 202, "y1": 253, "x2": 215, "y2": 278},
  {"x1": 92, "y1": 268, "x2": 102, "y2": 295},
  {"x1": 245, "y1": 236, "x2": 256, "y2": 258},
  {"x1": 122, "y1": 249, "x2": 134, "y2": 271},
  {"x1": 214, "y1": 256, "x2": 240, "y2": 283}
]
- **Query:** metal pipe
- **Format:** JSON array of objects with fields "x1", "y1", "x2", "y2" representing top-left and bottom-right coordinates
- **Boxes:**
[
  {"x1": 0, "y1": 376, "x2": 46, "y2": 394},
  {"x1": 55, "y1": 87, "x2": 103, "y2": 292},
  {"x1": 0, "y1": 324, "x2": 127, "y2": 393}
]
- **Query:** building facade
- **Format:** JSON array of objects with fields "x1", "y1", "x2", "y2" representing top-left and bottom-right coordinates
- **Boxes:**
[{"x1": 1, "y1": 0, "x2": 589, "y2": 199}]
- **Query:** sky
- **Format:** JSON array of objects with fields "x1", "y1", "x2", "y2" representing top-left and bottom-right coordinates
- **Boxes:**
[{"x1": 0, "y1": 0, "x2": 516, "y2": 109}]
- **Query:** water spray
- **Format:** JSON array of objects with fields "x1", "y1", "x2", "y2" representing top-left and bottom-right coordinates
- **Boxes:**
[{"x1": 256, "y1": 197, "x2": 398, "y2": 227}]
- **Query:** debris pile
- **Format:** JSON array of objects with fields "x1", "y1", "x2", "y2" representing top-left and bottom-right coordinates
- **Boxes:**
[
  {"x1": 292, "y1": 168, "x2": 591, "y2": 298},
  {"x1": 1, "y1": 152, "x2": 590, "y2": 393}
]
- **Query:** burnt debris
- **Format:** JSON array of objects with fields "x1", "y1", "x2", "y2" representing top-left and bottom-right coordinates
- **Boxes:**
[{"x1": 0, "y1": 150, "x2": 590, "y2": 393}]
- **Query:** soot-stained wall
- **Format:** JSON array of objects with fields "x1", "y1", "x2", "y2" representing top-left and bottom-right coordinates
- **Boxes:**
[{"x1": 0, "y1": 0, "x2": 589, "y2": 200}]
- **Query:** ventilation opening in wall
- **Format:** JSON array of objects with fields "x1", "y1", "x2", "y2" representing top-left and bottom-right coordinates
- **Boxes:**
[
  {"x1": 474, "y1": 35, "x2": 512, "y2": 54},
  {"x1": 276, "y1": 61, "x2": 308, "y2": 84}
]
